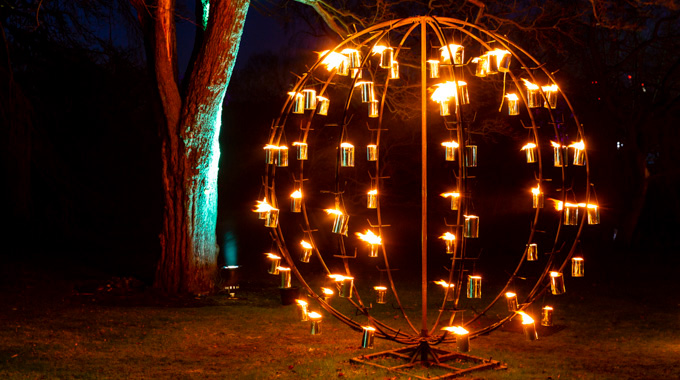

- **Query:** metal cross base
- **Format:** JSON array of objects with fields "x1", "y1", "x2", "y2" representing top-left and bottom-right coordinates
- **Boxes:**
[{"x1": 350, "y1": 340, "x2": 506, "y2": 379}]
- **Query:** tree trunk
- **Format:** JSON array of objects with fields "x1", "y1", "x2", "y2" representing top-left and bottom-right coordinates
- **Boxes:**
[{"x1": 152, "y1": 0, "x2": 250, "y2": 294}]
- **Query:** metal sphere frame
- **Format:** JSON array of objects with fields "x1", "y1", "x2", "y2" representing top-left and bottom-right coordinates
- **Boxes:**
[{"x1": 258, "y1": 15, "x2": 595, "y2": 376}]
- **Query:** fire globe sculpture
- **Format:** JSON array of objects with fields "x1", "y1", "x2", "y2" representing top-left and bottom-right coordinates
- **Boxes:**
[{"x1": 254, "y1": 16, "x2": 598, "y2": 379}]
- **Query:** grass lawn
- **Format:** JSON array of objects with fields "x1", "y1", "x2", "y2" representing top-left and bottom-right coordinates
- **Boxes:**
[{"x1": 0, "y1": 255, "x2": 678, "y2": 379}]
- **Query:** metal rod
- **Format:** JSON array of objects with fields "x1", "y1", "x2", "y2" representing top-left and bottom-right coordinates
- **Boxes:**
[{"x1": 420, "y1": 17, "x2": 429, "y2": 338}]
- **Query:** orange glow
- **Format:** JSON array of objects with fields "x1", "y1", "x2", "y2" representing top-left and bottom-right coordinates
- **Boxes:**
[
  {"x1": 265, "y1": 253, "x2": 281, "y2": 260},
  {"x1": 321, "y1": 287, "x2": 334, "y2": 296},
  {"x1": 371, "y1": 45, "x2": 389, "y2": 54},
  {"x1": 324, "y1": 208, "x2": 343, "y2": 216},
  {"x1": 434, "y1": 280, "x2": 455, "y2": 288},
  {"x1": 439, "y1": 44, "x2": 463, "y2": 61},
  {"x1": 340, "y1": 142, "x2": 354, "y2": 148},
  {"x1": 356, "y1": 230, "x2": 382, "y2": 245},
  {"x1": 442, "y1": 326, "x2": 468, "y2": 335},
  {"x1": 329, "y1": 274, "x2": 353, "y2": 281},
  {"x1": 522, "y1": 78, "x2": 539, "y2": 90},
  {"x1": 441, "y1": 141, "x2": 459, "y2": 148},
  {"x1": 300, "y1": 240, "x2": 312, "y2": 249},
  {"x1": 373, "y1": 286, "x2": 387, "y2": 291},
  {"x1": 431, "y1": 81, "x2": 466, "y2": 103},
  {"x1": 362, "y1": 326, "x2": 376, "y2": 331},
  {"x1": 296, "y1": 299, "x2": 308, "y2": 307},
  {"x1": 307, "y1": 311, "x2": 322, "y2": 320},
  {"x1": 531, "y1": 186, "x2": 541, "y2": 195},
  {"x1": 254, "y1": 198, "x2": 274, "y2": 213},
  {"x1": 542, "y1": 84, "x2": 559, "y2": 92},
  {"x1": 292, "y1": 141, "x2": 306, "y2": 146},
  {"x1": 440, "y1": 191, "x2": 460, "y2": 198},
  {"x1": 291, "y1": 190, "x2": 302, "y2": 199},
  {"x1": 521, "y1": 143, "x2": 536, "y2": 150},
  {"x1": 505, "y1": 291, "x2": 516, "y2": 298},
  {"x1": 368, "y1": 189, "x2": 378, "y2": 195},
  {"x1": 439, "y1": 232, "x2": 456, "y2": 242},
  {"x1": 506, "y1": 93, "x2": 519, "y2": 101},
  {"x1": 318, "y1": 50, "x2": 347, "y2": 71},
  {"x1": 551, "y1": 141, "x2": 563, "y2": 148},
  {"x1": 516, "y1": 311, "x2": 535, "y2": 324},
  {"x1": 277, "y1": 266, "x2": 291, "y2": 272},
  {"x1": 569, "y1": 140, "x2": 585, "y2": 150},
  {"x1": 550, "y1": 271, "x2": 560, "y2": 278}
]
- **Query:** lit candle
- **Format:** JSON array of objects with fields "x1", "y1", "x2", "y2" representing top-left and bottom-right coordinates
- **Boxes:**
[
  {"x1": 521, "y1": 143, "x2": 537, "y2": 163},
  {"x1": 254, "y1": 198, "x2": 272, "y2": 220},
  {"x1": 299, "y1": 240, "x2": 313, "y2": 263},
  {"x1": 441, "y1": 141, "x2": 459, "y2": 161},
  {"x1": 506, "y1": 93, "x2": 520, "y2": 115},
  {"x1": 542, "y1": 84, "x2": 559, "y2": 109},
  {"x1": 531, "y1": 185, "x2": 544, "y2": 209},
  {"x1": 571, "y1": 257, "x2": 584, "y2": 277},
  {"x1": 464, "y1": 145, "x2": 477, "y2": 167},
  {"x1": 355, "y1": 81, "x2": 374, "y2": 103},
  {"x1": 488, "y1": 49, "x2": 511, "y2": 72},
  {"x1": 440, "y1": 191, "x2": 461, "y2": 210},
  {"x1": 440, "y1": 44, "x2": 464, "y2": 65},
  {"x1": 325, "y1": 208, "x2": 349, "y2": 235},
  {"x1": 356, "y1": 230, "x2": 382, "y2": 258},
  {"x1": 586, "y1": 203, "x2": 600, "y2": 224},
  {"x1": 457, "y1": 82, "x2": 470, "y2": 105},
  {"x1": 263, "y1": 144, "x2": 277, "y2": 165},
  {"x1": 369, "y1": 100, "x2": 379, "y2": 118},
  {"x1": 302, "y1": 89, "x2": 317, "y2": 110},
  {"x1": 541, "y1": 306, "x2": 554, "y2": 327},
  {"x1": 318, "y1": 50, "x2": 347, "y2": 75},
  {"x1": 467, "y1": 275, "x2": 482, "y2": 298},
  {"x1": 517, "y1": 311, "x2": 538, "y2": 341},
  {"x1": 569, "y1": 140, "x2": 585, "y2": 166},
  {"x1": 505, "y1": 292, "x2": 519, "y2": 311},
  {"x1": 330, "y1": 274, "x2": 354, "y2": 298},
  {"x1": 374, "y1": 286, "x2": 387, "y2": 304},
  {"x1": 427, "y1": 59, "x2": 440, "y2": 78},
  {"x1": 292, "y1": 141, "x2": 308, "y2": 160},
  {"x1": 526, "y1": 243, "x2": 538, "y2": 261},
  {"x1": 563, "y1": 202, "x2": 579, "y2": 225},
  {"x1": 340, "y1": 142, "x2": 355, "y2": 167},
  {"x1": 551, "y1": 141, "x2": 568, "y2": 167},
  {"x1": 522, "y1": 79, "x2": 541, "y2": 108},
  {"x1": 343, "y1": 48, "x2": 361, "y2": 69},
  {"x1": 265, "y1": 253, "x2": 281, "y2": 275},
  {"x1": 435, "y1": 280, "x2": 456, "y2": 301},
  {"x1": 367, "y1": 189, "x2": 378, "y2": 209},
  {"x1": 295, "y1": 299, "x2": 309, "y2": 321},
  {"x1": 439, "y1": 232, "x2": 456, "y2": 254},
  {"x1": 366, "y1": 144, "x2": 378, "y2": 161},
  {"x1": 288, "y1": 92, "x2": 305, "y2": 114},
  {"x1": 350, "y1": 68, "x2": 362, "y2": 79},
  {"x1": 276, "y1": 145, "x2": 288, "y2": 167},
  {"x1": 361, "y1": 326, "x2": 376, "y2": 348},
  {"x1": 372, "y1": 45, "x2": 393, "y2": 68},
  {"x1": 279, "y1": 267, "x2": 291, "y2": 288},
  {"x1": 308, "y1": 311, "x2": 322, "y2": 335},
  {"x1": 265, "y1": 207, "x2": 279, "y2": 228},
  {"x1": 290, "y1": 190, "x2": 302, "y2": 213},
  {"x1": 316, "y1": 95, "x2": 330, "y2": 116},
  {"x1": 464, "y1": 215, "x2": 479, "y2": 238},
  {"x1": 442, "y1": 326, "x2": 470, "y2": 352},
  {"x1": 320, "y1": 287, "x2": 334, "y2": 301},
  {"x1": 549, "y1": 271, "x2": 565, "y2": 295},
  {"x1": 473, "y1": 55, "x2": 488, "y2": 77}
]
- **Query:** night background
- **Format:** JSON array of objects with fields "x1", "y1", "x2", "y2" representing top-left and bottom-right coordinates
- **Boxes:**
[{"x1": 1, "y1": 0, "x2": 679, "y2": 378}]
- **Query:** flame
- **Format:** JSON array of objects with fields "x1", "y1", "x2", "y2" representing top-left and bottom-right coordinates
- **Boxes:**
[
  {"x1": 440, "y1": 192, "x2": 460, "y2": 198},
  {"x1": 569, "y1": 140, "x2": 585, "y2": 150},
  {"x1": 573, "y1": 257, "x2": 584, "y2": 261},
  {"x1": 329, "y1": 274, "x2": 353, "y2": 281},
  {"x1": 549, "y1": 271, "x2": 560, "y2": 278},
  {"x1": 291, "y1": 190, "x2": 302, "y2": 199},
  {"x1": 316, "y1": 95, "x2": 328, "y2": 102},
  {"x1": 367, "y1": 143, "x2": 377, "y2": 149},
  {"x1": 521, "y1": 143, "x2": 537, "y2": 150},
  {"x1": 522, "y1": 78, "x2": 539, "y2": 90},
  {"x1": 442, "y1": 326, "x2": 468, "y2": 335},
  {"x1": 368, "y1": 189, "x2": 378, "y2": 195},
  {"x1": 506, "y1": 93, "x2": 519, "y2": 101},
  {"x1": 441, "y1": 141, "x2": 459, "y2": 148},
  {"x1": 287, "y1": 91, "x2": 303, "y2": 99},
  {"x1": 427, "y1": 59, "x2": 441, "y2": 64},
  {"x1": 341, "y1": 48, "x2": 358, "y2": 55},
  {"x1": 362, "y1": 326, "x2": 376, "y2": 331},
  {"x1": 531, "y1": 186, "x2": 541, "y2": 195},
  {"x1": 542, "y1": 84, "x2": 559, "y2": 92},
  {"x1": 374, "y1": 286, "x2": 387, "y2": 291},
  {"x1": 543, "y1": 306, "x2": 553, "y2": 311},
  {"x1": 318, "y1": 50, "x2": 347, "y2": 71},
  {"x1": 516, "y1": 311, "x2": 534, "y2": 324},
  {"x1": 551, "y1": 141, "x2": 563, "y2": 148},
  {"x1": 372, "y1": 45, "x2": 389, "y2": 54},
  {"x1": 487, "y1": 49, "x2": 510, "y2": 60},
  {"x1": 324, "y1": 208, "x2": 343, "y2": 216},
  {"x1": 307, "y1": 311, "x2": 322, "y2": 320},
  {"x1": 431, "y1": 81, "x2": 466, "y2": 103},
  {"x1": 321, "y1": 287, "x2": 334, "y2": 295},
  {"x1": 300, "y1": 240, "x2": 312, "y2": 249},
  {"x1": 354, "y1": 81, "x2": 372, "y2": 88},
  {"x1": 277, "y1": 266, "x2": 291, "y2": 272},
  {"x1": 505, "y1": 292, "x2": 516, "y2": 298},
  {"x1": 439, "y1": 232, "x2": 456, "y2": 241},
  {"x1": 434, "y1": 280, "x2": 455, "y2": 288},
  {"x1": 439, "y1": 44, "x2": 463, "y2": 61},
  {"x1": 356, "y1": 230, "x2": 382, "y2": 245},
  {"x1": 340, "y1": 142, "x2": 354, "y2": 148},
  {"x1": 265, "y1": 253, "x2": 281, "y2": 260},
  {"x1": 264, "y1": 144, "x2": 279, "y2": 150},
  {"x1": 254, "y1": 198, "x2": 273, "y2": 213},
  {"x1": 296, "y1": 299, "x2": 308, "y2": 307},
  {"x1": 292, "y1": 141, "x2": 306, "y2": 146},
  {"x1": 587, "y1": 203, "x2": 598, "y2": 209},
  {"x1": 464, "y1": 215, "x2": 478, "y2": 220}
]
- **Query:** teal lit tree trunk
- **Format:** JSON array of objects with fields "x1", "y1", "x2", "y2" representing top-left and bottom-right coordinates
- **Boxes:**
[{"x1": 134, "y1": 0, "x2": 249, "y2": 294}]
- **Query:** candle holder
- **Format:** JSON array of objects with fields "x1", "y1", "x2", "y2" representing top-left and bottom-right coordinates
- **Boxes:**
[
  {"x1": 279, "y1": 267, "x2": 292, "y2": 288},
  {"x1": 368, "y1": 243, "x2": 379, "y2": 258},
  {"x1": 339, "y1": 276, "x2": 354, "y2": 298},
  {"x1": 467, "y1": 275, "x2": 482, "y2": 298},
  {"x1": 340, "y1": 143, "x2": 355, "y2": 167},
  {"x1": 449, "y1": 193, "x2": 460, "y2": 210},
  {"x1": 506, "y1": 93, "x2": 520, "y2": 115},
  {"x1": 427, "y1": 60, "x2": 440, "y2": 78},
  {"x1": 296, "y1": 299, "x2": 309, "y2": 321},
  {"x1": 474, "y1": 55, "x2": 488, "y2": 77},
  {"x1": 435, "y1": 280, "x2": 456, "y2": 301},
  {"x1": 549, "y1": 271, "x2": 566, "y2": 295},
  {"x1": 293, "y1": 142, "x2": 308, "y2": 160},
  {"x1": 336, "y1": 58, "x2": 349, "y2": 76},
  {"x1": 457, "y1": 82, "x2": 470, "y2": 105},
  {"x1": 532, "y1": 187, "x2": 544, "y2": 209},
  {"x1": 361, "y1": 326, "x2": 376, "y2": 348},
  {"x1": 526, "y1": 88, "x2": 540, "y2": 108},
  {"x1": 300, "y1": 241, "x2": 313, "y2": 263},
  {"x1": 442, "y1": 141, "x2": 458, "y2": 161},
  {"x1": 441, "y1": 44, "x2": 464, "y2": 65},
  {"x1": 374, "y1": 286, "x2": 387, "y2": 304},
  {"x1": 266, "y1": 253, "x2": 281, "y2": 275},
  {"x1": 541, "y1": 306, "x2": 553, "y2": 327},
  {"x1": 496, "y1": 50, "x2": 511, "y2": 72},
  {"x1": 316, "y1": 96, "x2": 330, "y2": 116},
  {"x1": 522, "y1": 318, "x2": 538, "y2": 341},
  {"x1": 587, "y1": 204, "x2": 600, "y2": 224},
  {"x1": 445, "y1": 326, "x2": 470, "y2": 353},
  {"x1": 380, "y1": 47, "x2": 393, "y2": 68},
  {"x1": 439, "y1": 233, "x2": 456, "y2": 254},
  {"x1": 331, "y1": 212, "x2": 349, "y2": 235},
  {"x1": 357, "y1": 81, "x2": 374, "y2": 103},
  {"x1": 570, "y1": 141, "x2": 585, "y2": 166},
  {"x1": 552, "y1": 143, "x2": 568, "y2": 167},
  {"x1": 564, "y1": 203, "x2": 579, "y2": 225},
  {"x1": 290, "y1": 92, "x2": 305, "y2": 114},
  {"x1": 302, "y1": 89, "x2": 317, "y2": 110},
  {"x1": 571, "y1": 257, "x2": 584, "y2": 277},
  {"x1": 521, "y1": 143, "x2": 537, "y2": 163},
  {"x1": 351, "y1": 68, "x2": 362, "y2": 79},
  {"x1": 526, "y1": 243, "x2": 538, "y2": 261},
  {"x1": 320, "y1": 287, "x2": 334, "y2": 302},
  {"x1": 347, "y1": 49, "x2": 361, "y2": 68},
  {"x1": 542, "y1": 85, "x2": 558, "y2": 109},
  {"x1": 366, "y1": 144, "x2": 378, "y2": 161},
  {"x1": 276, "y1": 146, "x2": 288, "y2": 167},
  {"x1": 505, "y1": 292, "x2": 519, "y2": 312},
  {"x1": 265, "y1": 208, "x2": 279, "y2": 228},
  {"x1": 290, "y1": 190, "x2": 302, "y2": 213},
  {"x1": 264, "y1": 145, "x2": 276, "y2": 165},
  {"x1": 465, "y1": 145, "x2": 477, "y2": 167},
  {"x1": 439, "y1": 101, "x2": 450, "y2": 116},
  {"x1": 369, "y1": 100, "x2": 379, "y2": 118},
  {"x1": 390, "y1": 61, "x2": 399, "y2": 79},
  {"x1": 367, "y1": 189, "x2": 378, "y2": 209},
  {"x1": 308, "y1": 312, "x2": 322, "y2": 335},
  {"x1": 464, "y1": 215, "x2": 479, "y2": 238}
]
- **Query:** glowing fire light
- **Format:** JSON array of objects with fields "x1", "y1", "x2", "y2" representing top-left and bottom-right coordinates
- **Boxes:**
[
  {"x1": 319, "y1": 50, "x2": 347, "y2": 71},
  {"x1": 569, "y1": 140, "x2": 585, "y2": 150},
  {"x1": 300, "y1": 240, "x2": 312, "y2": 249},
  {"x1": 542, "y1": 84, "x2": 559, "y2": 92},
  {"x1": 356, "y1": 230, "x2": 382, "y2": 245},
  {"x1": 440, "y1": 192, "x2": 460, "y2": 199},
  {"x1": 551, "y1": 141, "x2": 563, "y2": 149},
  {"x1": 254, "y1": 198, "x2": 273, "y2": 213},
  {"x1": 431, "y1": 81, "x2": 466, "y2": 103},
  {"x1": 291, "y1": 190, "x2": 302, "y2": 199},
  {"x1": 439, "y1": 232, "x2": 456, "y2": 241},
  {"x1": 516, "y1": 311, "x2": 535, "y2": 325},
  {"x1": 442, "y1": 326, "x2": 468, "y2": 335},
  {"x1": 321, "y1": 287, "x2": 334, "y2": 296},
  {"x1": 531, "y1": 186, "x2": 541, "y2": 195},
  {"x1": 506, "y1": 93, "x2": 519, "y2": 101},
  {"x1": 368, "y1": 189, "x2": 377, "y2": 195},
  {"x1": 324, "y1": 208, "x2": 343, "y2": 216},
  {"x1": 307, "y1": 311, "x2": 322, "y2": 320},
  {"x1": 439, "y1": 44, "x2": 463, "y2": 61},
  {"x1": 371, "y1": 45, "x2": 388, "y2": 54},
  {"x1": 340, "y1": 142, "x2": 354, "y2": 148},
  {"x1": 434, "y1": 280, "x2": 455, "y2": 288},
  {"x1": 522, "y1": 78, "x2": 539, "y2": 90},
  {"x1": 296, "y1": 299, "x2": 308, "y2": 307},
  {"x1": 521, "y1": 143, "x2": 536, "y2": 150},
  {"x1": 441, "y1": 141, "x2": 459, "y2": 148},
  {"x1": 265, "y1": 253, "x2": 281, "y2": 260}
]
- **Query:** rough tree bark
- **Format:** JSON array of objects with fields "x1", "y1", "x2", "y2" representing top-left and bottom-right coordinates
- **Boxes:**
[{"x1": 133, "y1": 0, "x2": 249, "y2": 294}]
